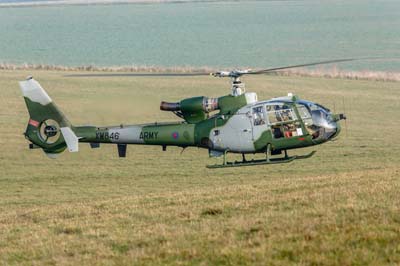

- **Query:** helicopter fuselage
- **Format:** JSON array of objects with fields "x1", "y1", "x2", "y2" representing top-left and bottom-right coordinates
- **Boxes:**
[
  {"x1": 20, "y1": 78, "x2": 345, "y2": 166},
  {"x1": 75, "y1": 93, "x2": 342, "y2": 156}
]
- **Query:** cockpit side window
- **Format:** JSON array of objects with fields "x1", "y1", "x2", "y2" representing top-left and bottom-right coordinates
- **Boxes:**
[
  {"x1": 296, "y1": 104, "x2": 313, "y2": 126},
  {"x1": 252, "y1": 106, "x2": 266, "y2": 126},
  {"x1": 296, "y1": 104, "x2": 311, "y2": 119}
]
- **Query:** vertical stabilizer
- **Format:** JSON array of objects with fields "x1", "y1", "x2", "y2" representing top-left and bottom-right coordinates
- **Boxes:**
[{"x1": 19, "y1": 77, "x2": 76, "y2": 157}]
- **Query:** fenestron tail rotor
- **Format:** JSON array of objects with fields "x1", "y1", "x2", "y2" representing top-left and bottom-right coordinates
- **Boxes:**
[{"x1": 38, "y1": 119, "x2": 61, "y2": 144}]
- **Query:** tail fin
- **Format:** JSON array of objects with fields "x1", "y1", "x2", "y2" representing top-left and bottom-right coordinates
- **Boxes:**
[{"x1": 20, "y1": 77, "x2": 78, "y2": 158}]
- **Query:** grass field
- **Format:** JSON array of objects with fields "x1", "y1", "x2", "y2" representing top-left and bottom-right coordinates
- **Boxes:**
[{"x1": 0, "y1": 69, "x2": 400, "y2": 265}]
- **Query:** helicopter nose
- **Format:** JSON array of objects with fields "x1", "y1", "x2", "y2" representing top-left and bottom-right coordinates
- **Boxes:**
[
  {"x1": 329, "y1": 121, "x2": 341, "y2": 140},
  {"x1": 330, "y1": 113, "x2": 346, "y2": 140}
]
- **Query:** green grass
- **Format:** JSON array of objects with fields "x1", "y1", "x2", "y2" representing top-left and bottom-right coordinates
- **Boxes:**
[{"x1": 0, "y1": 69, "x2": 399, "y2": 265}]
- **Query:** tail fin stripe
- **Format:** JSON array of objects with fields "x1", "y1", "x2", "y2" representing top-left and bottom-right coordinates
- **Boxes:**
[{"x1": 28, "y1": 118, "x2": 40, "y2": 127}]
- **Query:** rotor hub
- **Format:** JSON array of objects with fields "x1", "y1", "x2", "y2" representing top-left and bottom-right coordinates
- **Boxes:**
[
  {"x1": 231, "y1": 76, "x2": 245, "y2": 96},
  {"x1": 44, "y1": 125, "x2": 58, "y2": 137}
]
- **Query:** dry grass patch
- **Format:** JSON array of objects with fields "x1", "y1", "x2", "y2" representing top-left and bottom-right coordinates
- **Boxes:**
[{"x1": 0, "y1": 70, "x2": 399, "y2": 265}]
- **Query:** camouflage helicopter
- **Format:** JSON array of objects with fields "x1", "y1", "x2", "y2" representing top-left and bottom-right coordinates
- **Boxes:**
[{"x1": 20, "y1": 59, "x2": 348, "y2": 168}]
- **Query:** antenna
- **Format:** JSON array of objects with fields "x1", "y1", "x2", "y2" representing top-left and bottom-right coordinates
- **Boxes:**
[{"x1": 342, "y1": 96, "x2": 348, "y2": 137}]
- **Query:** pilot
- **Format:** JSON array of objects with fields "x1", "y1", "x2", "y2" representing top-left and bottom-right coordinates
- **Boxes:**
[
  {"x1": 306, "y1": 125, "x2": 320, "y2": 139},
  {"x1": 273, "y1": 126, "x2": 283, "y2": 138},
  {"x1": 281, "y1": 104, "x2": 293, "y2": 121}
]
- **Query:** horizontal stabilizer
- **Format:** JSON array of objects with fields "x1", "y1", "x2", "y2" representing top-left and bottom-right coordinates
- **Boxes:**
[{"x1": 60, "y1": 127, "x2": 79, "y2": 152}]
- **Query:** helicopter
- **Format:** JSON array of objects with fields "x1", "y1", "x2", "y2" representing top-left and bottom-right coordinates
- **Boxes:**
[{"x1": 20, "y1": 59, "x2": 348, "y2": 168}]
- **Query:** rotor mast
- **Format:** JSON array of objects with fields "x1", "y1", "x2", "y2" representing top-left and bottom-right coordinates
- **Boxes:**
[
  {"x1": 211, "y1": 69, "x2": 250, "y2": 96},
  {"x1": 231, "y1": 76, "x2": 245, "y2": 96}
]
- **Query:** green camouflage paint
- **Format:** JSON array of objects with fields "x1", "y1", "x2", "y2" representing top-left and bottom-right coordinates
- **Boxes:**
[{"x1": 20, "y1": 78, "x2": 344, "y2": 165}]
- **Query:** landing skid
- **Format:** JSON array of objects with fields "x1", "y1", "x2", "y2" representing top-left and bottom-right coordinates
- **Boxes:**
[
  {"x1": 207, "y1": 156, "x2": 296, "y2": 169},
  {"x1": 206, "y1": 148, "x2": 316, "y2": 169},
  {"x1": 295, "y1": 150, "x2": 316, "y2": 160}
]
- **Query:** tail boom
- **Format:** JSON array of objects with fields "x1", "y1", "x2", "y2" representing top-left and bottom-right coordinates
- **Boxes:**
[
  {"x1": 20, "y1": 77, "x2": 197, "y2": 158},
  {"x1": 76, "y1": 123, "x2": 195, "y2": 147}
]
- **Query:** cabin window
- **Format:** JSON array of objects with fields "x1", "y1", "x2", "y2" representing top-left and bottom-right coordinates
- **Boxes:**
[
  {"x1": 252, "y1": 106, "x2": 266, "y2": 126},
  {"x1": 266, "y1": 103, "x2": 297, "y2": 124},
  {"x1": 266, "y1": 103, "x2": 303, "y2": 139}
]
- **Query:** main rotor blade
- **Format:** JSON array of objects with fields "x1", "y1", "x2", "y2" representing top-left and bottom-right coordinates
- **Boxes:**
[
  {"x1": 64, "y1": 57, "x2": 386, "y2": 78},
  {"x1": 65, "y1": 72, "x2": 211, "y2": 77},
  {"x1": 248, "y1": 58, "x2": 357, "y2": 74}
]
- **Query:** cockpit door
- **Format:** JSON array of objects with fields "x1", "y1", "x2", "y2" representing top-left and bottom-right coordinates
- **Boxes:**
[{"x1": 265, "y1": 102, "x2": 306, "y2": 149}]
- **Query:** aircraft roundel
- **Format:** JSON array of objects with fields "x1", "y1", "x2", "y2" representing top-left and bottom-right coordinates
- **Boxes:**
[{"x1": 172, "y1": 132, "x2": 179, "y2": 139}]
